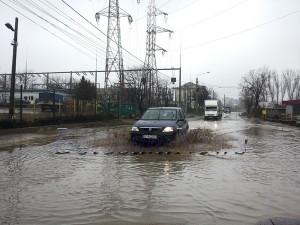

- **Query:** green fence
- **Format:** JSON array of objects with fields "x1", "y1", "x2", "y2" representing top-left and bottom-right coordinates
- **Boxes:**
[{"x1": 98, "y1": 102, "x2": 137, "y2": 119}]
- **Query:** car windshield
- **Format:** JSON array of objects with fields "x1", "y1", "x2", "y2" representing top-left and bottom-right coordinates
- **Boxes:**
[
  {"x1": 141, "y1": 109, "x2": 176, "y2": 120},
  {"x1": 206, "y1": 107, "x2": 217, "y2": 111}
]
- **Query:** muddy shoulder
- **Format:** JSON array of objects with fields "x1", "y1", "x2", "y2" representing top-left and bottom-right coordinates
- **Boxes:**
[{"x1": 0, "y1": 119, "x2": 135, "y2": 149}]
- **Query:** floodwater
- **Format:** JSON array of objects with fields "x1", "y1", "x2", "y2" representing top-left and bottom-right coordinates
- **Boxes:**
[{"x1": 0, "y1": 112, "x2": 299, "y2": 225}]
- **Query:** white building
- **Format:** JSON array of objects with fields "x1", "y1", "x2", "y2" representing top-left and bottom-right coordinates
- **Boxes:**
[{"x1": 0, "y1": 89, "x2": 73, "y2": 105}]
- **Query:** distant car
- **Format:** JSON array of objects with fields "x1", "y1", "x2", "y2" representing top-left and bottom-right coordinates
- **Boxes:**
[
  {"x1": 131, "y1": 107, "x2": 189, "y2": 143},
  {"x1": 15, "y1": 99, "x2": 31, "y2": 108},
  {"x1": 223, "y1": 106, "x2": 231, "y2": 114}
]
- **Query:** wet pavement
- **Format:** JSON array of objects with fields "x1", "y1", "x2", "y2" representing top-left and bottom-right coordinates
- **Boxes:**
[{"x1": 0, "y1": 112, "x2": 299, "y2": 225}]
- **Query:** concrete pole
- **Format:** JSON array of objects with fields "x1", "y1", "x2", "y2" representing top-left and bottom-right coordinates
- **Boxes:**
[
  {"x1": 8, "y1": 17, "x2": 18, "y2": 120},
  {"x1": 179, "y1": 49, "x2": 182, "y2": 108},
  {"x1": 196, "y1": 77, "x2": 198, "y2": 113}
]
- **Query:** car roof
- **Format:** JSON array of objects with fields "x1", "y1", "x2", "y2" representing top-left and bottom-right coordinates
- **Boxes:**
[{"x1": 147, "y1": 107, "x2": 182, "y2": 110}]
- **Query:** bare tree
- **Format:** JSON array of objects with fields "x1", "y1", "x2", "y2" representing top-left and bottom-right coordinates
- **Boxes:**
[
  {"x1": 15, "y1": 69, "x2": 38, "y2": 90},
  {"x1": 272, "y1": 70, "x2": 281, "y2": 105},
  {"x1": 283, "y1": 69, "x2": 300, "y2": 100},
  {"x1": 47, "y1": 74, "x2": 70, "y2": 90},
  {"x1": 267, "y1": 70, "x2": 277, "y2": 103},
  {"x1": 0, "y1": 74, "x2": 9, "y2": 90},
  {"x1": 240, "y1": 67, "x2": 269, "y2": 116},
  {"x1": 239, "y1": 86, "x2": 253, "y2": 114},
  {"x1": 280, "y1": 72, "x2": 287, "y2": 104},
  {"x1": 155, "y1": 77, "x2": 172, "y2": 107},
  {"x1": 124, "y1": 68, "x2": 147, "y2": 114},
  {"x1": 296, "y1": 70, "x2": 300, "y2": 99}
]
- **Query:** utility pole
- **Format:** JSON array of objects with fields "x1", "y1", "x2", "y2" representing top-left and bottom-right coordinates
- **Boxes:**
[
  {"x1": 24, "y1": 55, "x2": 28, "y2": 90},
  {"x1": 196, "y1": 77, "x2": 198, "y2": 113},
  {"x1": 144, "y1": 0, "x2": 173, "y2": 107},
  {"x1": 46, "y1": 73, "x2": 49, "y2": 89},
  {"x1": 94, "y1": 51, "x2": 98, "y2": 119},
  {"x1": 179, "y1": 49, "x2": 181, "y2": 108},
  {"x1": 69, "y1": 71, "x2": 72, "y2": 90},
  {"x1": 4, "y1": 74, "x2": 7, "y2": 90},
  {"x1": 95, "y1": 1, "x2": 132, "y2": 103},
  {"x1": 195, "y1": 71, "x2": 209, "y2": 112},
  {"x1": 6, "y1": 17, "x2": 18, "y2": 120}
]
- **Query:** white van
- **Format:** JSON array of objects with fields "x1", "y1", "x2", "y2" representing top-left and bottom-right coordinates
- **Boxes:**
[{"x1": 204, "y1": 100, "x2": 222, "y2": 120}]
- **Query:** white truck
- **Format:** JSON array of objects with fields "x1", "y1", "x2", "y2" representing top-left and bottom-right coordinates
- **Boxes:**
[{"x1": 204, "y1": 100, "x2": 222, "y2": 120}]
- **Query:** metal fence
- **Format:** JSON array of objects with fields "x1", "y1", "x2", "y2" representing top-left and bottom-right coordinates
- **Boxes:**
[{"x1": 0, "y1": 99, "x2": 137, "y2": 129}]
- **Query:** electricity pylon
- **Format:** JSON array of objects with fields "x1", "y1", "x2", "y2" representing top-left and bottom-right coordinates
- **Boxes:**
[
  {"x1": 143, "y1": 0, "x2": 173, "y2": 106},
  {"x1": 95, "y1": 0, "x2": 133, "y2": 101}
]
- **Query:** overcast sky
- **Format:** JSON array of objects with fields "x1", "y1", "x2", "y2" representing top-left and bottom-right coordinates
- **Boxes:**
[{"x1": 1, "y1": 0, "x2": 300, "y2": 99}]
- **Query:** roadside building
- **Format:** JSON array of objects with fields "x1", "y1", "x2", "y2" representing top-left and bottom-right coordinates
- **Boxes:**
[
  {"x1": 282, "y1": 100, "x2": 300, "y2": 117},
  {"x1": 173, "y1": 82, "x2": 208, "y2": 111},
  {"x1": 0, "y1": 89, "x2": 73, "y2": 106},
  {"x1": 264, "y1": 107, "x2": 285, "y2": 121}
]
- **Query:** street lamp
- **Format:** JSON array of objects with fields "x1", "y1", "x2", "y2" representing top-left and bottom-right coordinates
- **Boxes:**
[
  {"x1": 6, "y1": 17, "x2": 19, "y2": 120},
  {"x1": 195, "y1": 71, "x2": 210, "y2": 85}
]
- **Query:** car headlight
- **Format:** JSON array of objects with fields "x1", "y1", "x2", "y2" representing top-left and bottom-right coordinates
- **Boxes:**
[
  {"x1": 131, "y1": 126, "x2": 139, "y2": 131},
  {"x1": 163, "y1": 126, "x2": 174, "y2": 132}
]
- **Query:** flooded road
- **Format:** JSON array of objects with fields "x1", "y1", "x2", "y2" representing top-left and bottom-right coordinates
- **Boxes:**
[{"x1": 0, "y1": 112, "x2": 299, "y2": 225}]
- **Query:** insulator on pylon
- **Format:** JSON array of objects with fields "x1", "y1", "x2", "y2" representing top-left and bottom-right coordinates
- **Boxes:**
[
  {"x1": 137, "y1": 0, "x2": 140, "y2": 4},
  {"x1": 164, "y1": 13, "x2": 168, "y2": 22},
  {"x1": 128, "y1": 15, "x2": 133, "y2": 24},
  {"x1": 95, "y1": 13, "x2": 100, "y2": 23}
]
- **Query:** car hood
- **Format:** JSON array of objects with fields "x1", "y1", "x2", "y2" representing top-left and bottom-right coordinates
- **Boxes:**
[{"x1": 134, "y1": 119, "x2": 176, "y2": 128}]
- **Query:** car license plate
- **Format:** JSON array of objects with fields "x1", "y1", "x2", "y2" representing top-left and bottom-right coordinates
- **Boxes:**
[{"x1": 142, "y1": 135, "x2": 157, "y2": 139}]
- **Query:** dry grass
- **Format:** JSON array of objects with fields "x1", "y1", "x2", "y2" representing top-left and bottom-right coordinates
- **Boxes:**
[
  {"x1": 0, "y1": 123, "x2": 233, "y2": 154},
  {"x1": 91, "y1": 127, "x2": 233, "y2": 154}
]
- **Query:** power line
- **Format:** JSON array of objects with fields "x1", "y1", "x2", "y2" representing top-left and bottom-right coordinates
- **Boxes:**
[
  {"x1": 61, "y1": 0, "x2": 174, "y2": 80},
  {"x1": 2, "y1": 0, "x2": 175, "y2": 81},
  {"x1": 157, "y1": 0, "x2": 175, "y2": 9},
  {"x1": 61, "y1": 0, "x2": 145, "y2": 67},
  {"x1": 179, "y1": 8, "x2": 300, "y2": 51},
  {"x1": 176, "y1": 0, "x2": 248, "y2": 32},
  {"x1": 15, "y1": 0, "x2": 108, "y2": 56},
  {"x1": 1, "y1": 0, "x2": 98, "y2": 62},
  {"x1": 8, "y1": 0, "x2": 105, "y2": 54},
  {"x1": 3, "y1": 0, "x2": 142, "y2": 70}
]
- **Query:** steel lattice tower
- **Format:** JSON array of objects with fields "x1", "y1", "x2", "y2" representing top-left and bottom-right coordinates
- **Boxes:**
[
  {"x1": 144, "y1": 0, "x2": 173, "y2": 106},
  {"x1": 95, "y1": 1, "x2": 132, "y2": 99}
]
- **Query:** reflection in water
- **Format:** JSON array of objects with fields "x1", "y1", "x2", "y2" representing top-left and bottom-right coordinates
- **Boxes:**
[
  {"x1": 0, "y1": 113, "x2": 299, "y2": 225},
  {"x1": 0, "y1": 146, "x2": 26, "y2": 225}
]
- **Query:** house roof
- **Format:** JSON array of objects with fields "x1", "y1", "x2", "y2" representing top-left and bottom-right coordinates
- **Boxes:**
[{"x1": 282, "y1": 100, "x2": 300, "y2": 105}]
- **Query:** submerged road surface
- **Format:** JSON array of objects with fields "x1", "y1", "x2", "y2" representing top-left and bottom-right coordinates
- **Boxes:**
[{"x1": 0, "y1": 112, "x2": 299, "y2": 225}]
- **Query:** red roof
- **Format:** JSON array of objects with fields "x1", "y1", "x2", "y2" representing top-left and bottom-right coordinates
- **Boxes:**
[{"x1": 282, "y1": 100, "x2": 300, "y2": 105}]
